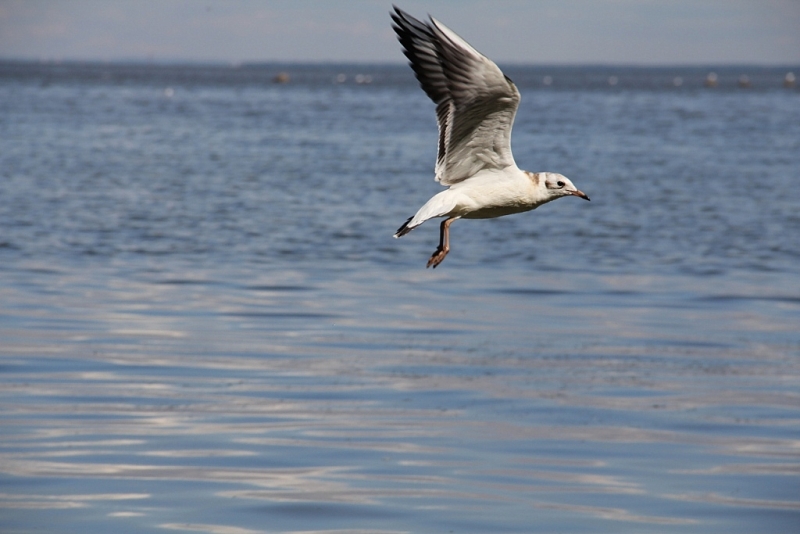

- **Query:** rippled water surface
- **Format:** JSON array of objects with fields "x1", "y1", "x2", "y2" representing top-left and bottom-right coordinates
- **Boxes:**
[{"x1": 1, "y1": 62, "x2": 799, "y2": 533}]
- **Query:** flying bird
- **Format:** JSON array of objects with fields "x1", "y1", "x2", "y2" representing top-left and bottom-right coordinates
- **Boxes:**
[{"x1": 391, "y1": 7, "x2": 589, "y2": 268}]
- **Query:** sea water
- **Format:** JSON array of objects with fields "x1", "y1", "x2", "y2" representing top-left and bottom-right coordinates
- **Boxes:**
[{"x1": 1, "y1": 62, "x2": 799, "y2": 533}]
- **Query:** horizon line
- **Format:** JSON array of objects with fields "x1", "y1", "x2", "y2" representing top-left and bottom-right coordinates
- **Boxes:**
[{"x1": 1, "y1": 57, "x2": 799, "y2": 69}]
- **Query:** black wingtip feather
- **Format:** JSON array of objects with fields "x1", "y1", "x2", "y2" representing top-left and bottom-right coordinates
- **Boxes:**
[
  {"x1": 394, "y1": 216, "x2": 415, "y2": 238},
  {"x1": 390, "y1": 7, "x2": 449, "y2": 108}
]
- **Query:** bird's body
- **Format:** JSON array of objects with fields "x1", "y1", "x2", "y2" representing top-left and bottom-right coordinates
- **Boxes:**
[{"x1": 391, "y1": 7, "x2": 589, "y2": 268}]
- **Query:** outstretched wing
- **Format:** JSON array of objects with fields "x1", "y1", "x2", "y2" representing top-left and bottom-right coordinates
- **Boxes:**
[{"x1": 391, "y1": 6, "x2": 521, "y2": 186}]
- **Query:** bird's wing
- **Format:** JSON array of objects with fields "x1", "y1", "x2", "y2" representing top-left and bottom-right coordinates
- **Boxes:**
[{"x1": 391, "y1": 7, "x2": 521, "y2": 186}]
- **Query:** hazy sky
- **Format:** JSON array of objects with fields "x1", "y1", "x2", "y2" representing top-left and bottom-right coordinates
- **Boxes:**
[{"x1": 1, "y1": 0, "x2": 799, "y2": 64}]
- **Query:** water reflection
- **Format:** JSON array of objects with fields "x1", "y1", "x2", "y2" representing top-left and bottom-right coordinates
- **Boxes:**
[{"x1": 1, "y1": 265, "x2": 798, "y2": 532}]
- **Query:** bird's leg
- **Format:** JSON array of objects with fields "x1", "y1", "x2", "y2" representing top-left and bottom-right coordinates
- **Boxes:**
[{"x1": 427, "y1": 217, "x2": 455, "y2": 268}]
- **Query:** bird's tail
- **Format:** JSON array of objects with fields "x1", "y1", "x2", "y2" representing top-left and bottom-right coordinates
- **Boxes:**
[
  {"x1": 394, "y1": 190, "x2": 458, "y2": 238},
  {"x1": 394, "y1": 216, "x2": 415, "y2": 238}
]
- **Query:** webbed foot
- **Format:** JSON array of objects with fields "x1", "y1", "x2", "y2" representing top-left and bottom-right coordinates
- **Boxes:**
[{"x1": 426, "y1": 246, "x2": 449, "y2": 268}]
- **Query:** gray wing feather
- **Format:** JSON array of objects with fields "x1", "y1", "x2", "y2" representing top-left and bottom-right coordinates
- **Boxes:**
[{"x1": 391, "y1": 7, "x2": 520, "y2": 185}]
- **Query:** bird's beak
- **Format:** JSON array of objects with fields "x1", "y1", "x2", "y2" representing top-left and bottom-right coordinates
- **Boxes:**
[{"x1": 570, "y1": 189, "x2": 590, "y2": 201}]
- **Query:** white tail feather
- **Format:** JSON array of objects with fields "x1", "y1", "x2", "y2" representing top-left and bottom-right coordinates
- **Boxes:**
[{"x1": 394, "y1": 190, "x2": 459, "y2": 237}]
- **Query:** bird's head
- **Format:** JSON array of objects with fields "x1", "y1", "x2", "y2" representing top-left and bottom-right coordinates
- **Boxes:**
[{"x1": 544, "y1": 172, "x2": 590, "y2": 201}]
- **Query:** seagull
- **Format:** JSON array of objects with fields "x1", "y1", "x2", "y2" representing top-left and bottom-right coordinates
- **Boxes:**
[{"x1": 391, "y1": 7, "x2": 589, "y2": 268}]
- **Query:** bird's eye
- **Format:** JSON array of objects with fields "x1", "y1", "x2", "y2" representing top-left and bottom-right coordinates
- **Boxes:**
[{"x1": 557, "y1": 181, "x2": 564, "y2": 187}]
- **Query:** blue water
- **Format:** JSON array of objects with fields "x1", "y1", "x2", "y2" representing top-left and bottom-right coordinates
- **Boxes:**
[{"x1": 1, "y1": 61, "x2": 799, "y2": 533}]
